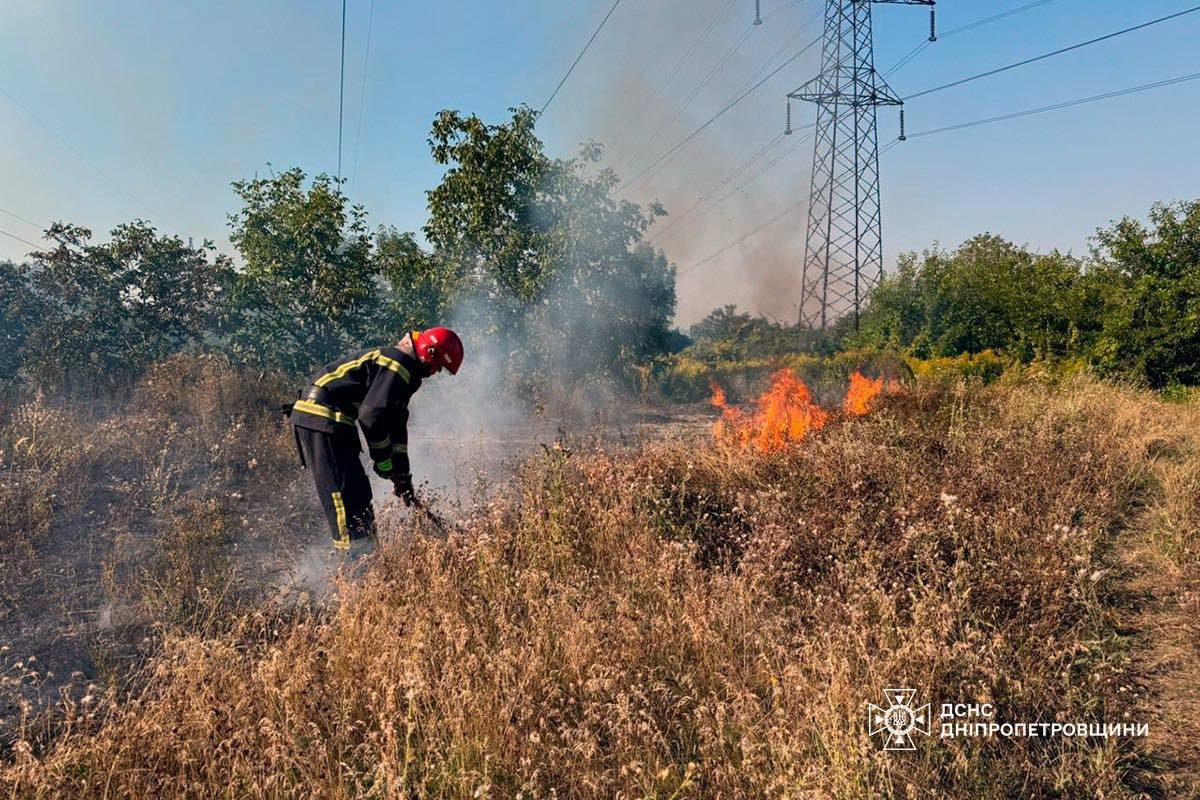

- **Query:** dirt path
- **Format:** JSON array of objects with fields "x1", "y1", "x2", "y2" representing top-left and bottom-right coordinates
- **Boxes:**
[{"x1": 1120, "y1": 424, "x2": 1200, "y2": 796}]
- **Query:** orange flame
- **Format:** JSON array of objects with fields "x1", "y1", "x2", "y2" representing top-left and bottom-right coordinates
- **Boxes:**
[
  {"x1": 709, "y1": 381, "x2": 737, "y2": 440},
  {"x1": 710, "y1": 369, "x2": 829, "y2": 453},
  {"x1": 710, "y1": 369, "x2": 903, "y2": 452},
  {"x1": 842, "y1": 371, "x2": 885, "y2": 417}
]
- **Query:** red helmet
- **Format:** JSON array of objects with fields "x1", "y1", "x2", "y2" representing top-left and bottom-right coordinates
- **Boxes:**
[{"x1": 413, "y1": 327, "x2": 463, "y2": 375}]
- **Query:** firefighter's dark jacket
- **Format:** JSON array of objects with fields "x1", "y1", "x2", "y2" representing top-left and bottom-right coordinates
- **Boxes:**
[{"x1": 290, "y1": 346, "x2": 423, "y2": 474}]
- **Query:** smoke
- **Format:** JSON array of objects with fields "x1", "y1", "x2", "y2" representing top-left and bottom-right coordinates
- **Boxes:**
[
  {"x1": 403, "y1": 287, "x2": 639, "y2": 504},
  {"x1": 401, "y1": 228, "x2": 677, "y2": 504},
  {"x1": 363, "y1": 2, "x2": 830, "y2": 506},
  {"x1": 403, "y1": 303, "x2": 543, "y2": 505},
  {"x1": 375, "y1": 0, "x2": 836, "y2": 509},
  {"x1": 558, "y1": 0, "x2": 823, "y2": 327}
]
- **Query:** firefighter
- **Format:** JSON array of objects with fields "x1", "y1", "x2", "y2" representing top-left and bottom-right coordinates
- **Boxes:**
[{"x1": 288, "y1": 328, "x2": 464, "y2": 554}]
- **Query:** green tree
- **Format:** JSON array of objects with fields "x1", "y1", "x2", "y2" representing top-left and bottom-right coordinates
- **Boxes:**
[
  {"x1": 688, "y1": 305, "x2": 794, "y2": 360},
  {"x1": 19, "y1": 222, "x2": 232, "y2": 392},
  {"x1": 687, "y1": 305, "x2": 846, "y2": 360},
  {"x1": 424, "y1": 107, "x2": 557, "y2": 314},
  {"x1": 226, "y1": 169, "x2": 378, "y2": 376},
  {"x1": 856, "y1": 234, "x2": 1092, "y2": 361},
  {"x1": 1090, "y1": 200, "x2": 1200, "y2": 387},
  {"x1": 370, "y1": 227, "x2": 466, "y2": 339},
  {"x1": 407, "y1": 107, "x2": 675, "y2": 382},
  {"x1": 0, "y1": 260, "x2": 36, "y2": 388}
]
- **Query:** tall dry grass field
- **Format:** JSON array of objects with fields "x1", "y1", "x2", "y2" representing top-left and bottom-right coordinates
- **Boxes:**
[
  {"x1": 0, "y1": 355, "x2": 305, "y2": 741},
  {"x1": 2, "y1": 376, "x2": 1198, "y2": 797}
]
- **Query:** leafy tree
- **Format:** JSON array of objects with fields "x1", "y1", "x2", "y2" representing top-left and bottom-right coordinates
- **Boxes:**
[
  {"x1": 19, "y1": 222, "x2": 232, "y2": 392},
  {"x1": 372, "y1": 228, "x2": 457, "y2": 333},
  {"x1": 686, "y1": 305, "x2": 846, "y2": 360},
  {"x1": 0, "y1": 260, "x2": 36, "y2": 388},
  {"x1": 406, "y1": 106, "x2": 675, "y2": 382},
  {"x1": 1089, "y1": 200, "x2": 1200, "y2": 387},
  {"x1": 226, "y1": 169, "x2": 378, "y2": 376},
  {"x1": 689, "y1": 305, "x2": 789, "y2": 360},
  {"x1": 423, "y1": 107, "x2": 557, "y2": 313},
  {"x1": 855, "y1": 235, "x2": 1093, "y2": 361}
]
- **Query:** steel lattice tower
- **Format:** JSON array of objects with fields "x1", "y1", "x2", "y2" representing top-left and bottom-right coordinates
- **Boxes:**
[{"x1": 789, "y1": 0, "x2": 934, "y2": 329}]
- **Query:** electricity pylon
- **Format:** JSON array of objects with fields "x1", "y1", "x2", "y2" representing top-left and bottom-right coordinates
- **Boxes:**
[{"x1": 789, "y1": 0, "x2": 934, "y2": 329}]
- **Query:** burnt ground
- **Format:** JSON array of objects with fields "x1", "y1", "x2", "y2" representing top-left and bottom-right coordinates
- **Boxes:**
[{"x1": 0, "y1": 400, "x2": 712, "y2": 749}]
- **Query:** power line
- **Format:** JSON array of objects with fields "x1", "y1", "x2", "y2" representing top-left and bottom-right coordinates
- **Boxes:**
[
  {"x1": 0, "y1": 226, "x2": 48, "y2": 253},
  {"x1": 905, "y1": 5, "x2": 1200, "y2": 101},
  {"x1": 641, "y1": 23, "x2": 757, "y2": 156},
  {"x1": 890, "y1": 70, "x2": 1200, "y2": 145},
  {"x1": 608, "y1": 0, "x2": 737, "y2": 162},
  {"x1": 649, "y1": 133, "x2": 786, "y2": 244},
  {"x1": 679, "y1": 5, "x2": 1200, "y2": 288},
  {"x1": 885, "y1": 0, "x2": 1063, "y2": 77},
  {"x1": 0, "y1": 86, "x2": 155, "y2": 217},
  {"x1": 634, "y1": 9, "x2": 822, "y2": 243},
  {"x1": 0, "y1": 207, "x2": 45, "y2": 232},
  {"x1": 621, "y1": 6, "x2": 818, "y2": 177},
  {"x1": 676, "y1": 198, "x2": 806, "y2": 278},
  {"x1": 652, "y1": 0, "x2": 739, "y2": 98},
  {"x1": 762, "y1": 0, "x2": 805, "y2": 24},
  {"x1": 541, "y1": 0, "x2": 623, "y2": 116},
  {"x1": 337, "y1": 0, "x2": 348, "y2": 180},
  {"x1": 941, "y1": 0, "x2": 1060, "y2": 38},
  {"x1": 721, "y1": 131, "x2": 810, "y2": 199},
  {"x1": 690, "y1": 68, "x2": 1200, "y2": 277},
  {"x1": 351, "y1": 0, "x2": 377, "y2": 185},
  {"x1": 884, "y1": 41, "x2": 932, "y2": 78},
  {"x1": 643, "y1": 10, "x2": 824, "y2": 240},
  {"x1": 653, "y1": 129, "x2": 813, "y2": 246},
  {"x1": 619, "y1": 34, "x2": 823, "y2": 193},
  {"x1": 734, "y1": 8, "x2": 822, "y2": 97}
]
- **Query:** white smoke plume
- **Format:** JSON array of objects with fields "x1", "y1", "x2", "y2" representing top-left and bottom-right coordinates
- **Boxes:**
[{"x1": 556, "y1": 0, "x2": 818, "y2": 326}]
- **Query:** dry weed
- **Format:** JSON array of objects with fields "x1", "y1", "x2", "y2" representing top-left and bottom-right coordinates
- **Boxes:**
[{"x1": 2, "y1": 376, "x2": 1196, "y2": 797}]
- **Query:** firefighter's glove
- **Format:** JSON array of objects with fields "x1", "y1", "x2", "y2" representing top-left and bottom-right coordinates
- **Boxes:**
[
  {"x1": 392, "y1": 472, "x2": 417, "y2": 506},
  {"x1": 373, "y1": 458, "x2": 396, "y2": 479}
]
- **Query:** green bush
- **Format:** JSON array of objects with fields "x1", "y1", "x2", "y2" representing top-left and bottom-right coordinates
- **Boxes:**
[
  {"x1": 637, "y1": 349, "x2": 913, "y2": 404},
  {"x1": 12, "y1": 223, "x2": 233, "y2": 393},
  {"x1": 853, "y1": 201, "x2": 1200, "y2": 388},
  {"x1": 906, "y1": 350, "x2": 1012, "y2": 383}
]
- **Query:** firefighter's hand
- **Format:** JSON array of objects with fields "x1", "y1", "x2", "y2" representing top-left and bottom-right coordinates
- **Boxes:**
[
  {"x1": 392, "y1": 472, "x2": 417, "y2": 506},
  {"x1": 372, "y1": 458, "x2": 396, "y2": 479}
]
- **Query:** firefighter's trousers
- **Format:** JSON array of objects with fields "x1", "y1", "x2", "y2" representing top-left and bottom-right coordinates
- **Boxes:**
[{"x1": 294, "y1": 426, "x2": 375, "y2": 550}]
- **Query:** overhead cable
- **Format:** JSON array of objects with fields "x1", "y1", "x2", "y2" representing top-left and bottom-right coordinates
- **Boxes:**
[
  {"x1": 619, "y1": 34, "x2": 822, "y2": 193},
  {"x1": 0, "y1": 207, "x2": 46, "y2": 232},
  {"x1": 338, "y1": 0, "x2": 347, "y2": 179},
  {"x1": 0, "y1": 226, "x2": 48, "y2": 252},
  {"x1": 905, "y1": 5, "x2": 1200, "y2": 101},
  {"x1": 351, "y1": 0, "x2": 377, "y2": 184},
  {"x1": 540, "y1": 0, "x2": 624, "y2": 116},
  {"x1": 609, "y1": 0, "x2": 738, "y2": 162},
  {"x1": 885, "y1": 69, "x2": 1200, "y2": 150},
  {"x1": 676, "y1": 198, "x2": 806, "y2": 278},
  {"x1": 688, "y1": 69, "x2": 1200, "y2": 276}
]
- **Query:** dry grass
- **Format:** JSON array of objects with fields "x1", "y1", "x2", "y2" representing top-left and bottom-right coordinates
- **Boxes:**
[
  {"x1": 0, "y1": 354, "x2": 305, "y2": 732},
  {"x1": 2, "y1": 376, "x2": 1198, "y2": 797},
  {"x1": 1104, "y1": 389, "x2": 1200, "y2": 795}
]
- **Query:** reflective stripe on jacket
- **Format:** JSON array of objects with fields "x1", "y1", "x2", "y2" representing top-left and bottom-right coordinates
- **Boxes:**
[{"x1": 290, "y1": 345, "x2": 423, "y2": 467}]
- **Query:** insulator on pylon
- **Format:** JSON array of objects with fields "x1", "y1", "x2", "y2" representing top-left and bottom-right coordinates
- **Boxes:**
[
  {"x1": 785, "y1": 99, "x2": 793, "y2": 135},
  {"x1": 898, "y1": 108, "x2": 906, "y2": 141},
  {"x1": 928, "y1": 8, "x2": 937, "y2": 41},
  {"x1": 754, "y1": 0, "x2": 762, "y2": 25}
]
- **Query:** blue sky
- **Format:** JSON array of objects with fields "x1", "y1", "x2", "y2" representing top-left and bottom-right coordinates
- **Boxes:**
[{"x1": 2, "y1": 1, "x2": 1198, "y2": 324}]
